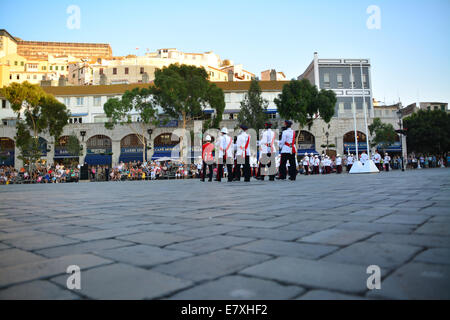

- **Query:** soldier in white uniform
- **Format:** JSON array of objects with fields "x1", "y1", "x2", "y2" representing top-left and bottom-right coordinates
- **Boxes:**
[
  {"x1": 384, "y1": 153, "x2": 391, "y2": 172},
  {"x1": 360, "y1": 151, "x2": 369, "y2": 165},
  {"x1": 258, "y1": 122, "x2": 277, "y2": 181},
  {"x1": 336, "y1": 154, "x2": 343, "y2": 174},
  {"x1": 346, "y1": 154, "x2": 354, "y2": 173},
  {"x1": 373, "y1": 150, "x2": 382, "y2": 171},
  {"x1": 278, "y1": 120, "x2": 297, "y2": 180},
  {"x1": 235, "y1": 125, "x2": 251, "y2": 182},
  {"x1": 302, "y1": 152, "x2": 310, "y2": 175},
  {"x1": 216, "y1": 127, "x2": 234, "y2": 182}
]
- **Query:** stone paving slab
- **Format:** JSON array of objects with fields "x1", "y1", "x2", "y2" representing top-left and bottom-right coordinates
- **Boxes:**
[
  {"x1": 240, "y1": 257, "x2": 369, "y2": 294},
  {"x1": 232, "y1": 239, "x2": 338, "y2": 260},
  {"x1": 34, "y1": 239, "x2": 134, "y2": 258},
  {"x1": 0, "y1": 254, "x2": 112, "y2": 288},
  {"x1": 321, "y1": 242, "x2": 422, "y2": 269},
  {"x1": 169, "y1": 275, "x2": 304, "y2": 300},
  {"x1": 50, "y1": 263, "x2": 192, "y2": 300},
  {"x1": 166, "y1": 235, "x2": 254, "y2": 254},
  {"x1": 298, "y1": 229, "x2": 375, "y2": 246},
  {"x1": 152, "y1": 249, "x2": 271, "y2": 282},
  {"x1": 297, "y1": 290, "x2": 368, "y2": 300},
  {"x1": 0, "y1": 280, "x2": 81, "y2": 300},
  {"x1": 95, "y1": 244, "x2": 193, "y2": 268},
  {"x1": 0, "y1": 168, "x2": 449, "y2": 299},
  {"x1": 413, "y1": 248, "x2": 450, "y2": 265},
  {"x1": 0, "y1": 248, "x2": 46, "y2": 268},
  {"x1": 367, "y1": 262, "x2": 450, "y2": 300}
]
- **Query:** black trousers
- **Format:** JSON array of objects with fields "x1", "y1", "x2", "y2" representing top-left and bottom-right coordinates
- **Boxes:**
[
  {"x1": 202, "y1": 161, "x2": 213, "y2": 181},
  {"x1": 259, "y1": 153, "x2": 276, "y2": 181},
  {"x1": 217, "y1": 157, "x2": 234, "y2": 182},
  {"x1": 235, "y1": 156, "x2": 250, "y2": 181},
  {"x1": 280, "y1": 153, "x2": 297, "y2": 180}
]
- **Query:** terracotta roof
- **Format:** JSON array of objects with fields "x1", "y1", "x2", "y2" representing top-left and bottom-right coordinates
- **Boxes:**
[{"x1": 42, "y1": 81, "x2": 289, "y2": 96}]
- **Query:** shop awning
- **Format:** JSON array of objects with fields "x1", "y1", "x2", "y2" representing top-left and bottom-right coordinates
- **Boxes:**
[
  {"x1": 297, "y1": 149, "x2": 319, "y2": 156},
  {"x1": 119, "y1": 153, "x2": 145, "y2": 163},
  {"x1": 84, "y1": 154, "x2": 112, "y2": 165}
]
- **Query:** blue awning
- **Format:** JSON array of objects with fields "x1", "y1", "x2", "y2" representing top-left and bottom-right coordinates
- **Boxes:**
[
  {"x1": 84, "y1": 154, "x2": 112, "y2": 165},
  {"x1": 0, "y1": 152, "x2": 14, "y2": 166},
  {"x1": 119, "y1": 153, "x2": 145, "y2": 163},
  {"x1": 71, "y1": 113, "x2": 88, "y2": 117},
  {"x1": 151, "y1": 151, "x2": 172, "y2": 160},
  {"x1": 297, "y1": 149, "x2": 319, "y2": 156},
  {"x1": 203, "y1": 109, "x2": 214, "y2": 114},
  {"x1": 264, "y1": 109, "x2": 277, "y2": 114}
]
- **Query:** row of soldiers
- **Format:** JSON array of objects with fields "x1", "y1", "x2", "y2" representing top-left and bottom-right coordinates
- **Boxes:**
[{"x1": 201, "y1": 120, "x2": 298, "y2": 182}]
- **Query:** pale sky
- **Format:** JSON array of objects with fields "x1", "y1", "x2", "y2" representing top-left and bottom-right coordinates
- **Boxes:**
[{"x1": 1, "y1": 0, "x2": 449, "y2": 106}]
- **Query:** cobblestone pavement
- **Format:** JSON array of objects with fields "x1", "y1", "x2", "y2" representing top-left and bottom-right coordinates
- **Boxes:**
[{"x1": 0, "y1": 168, "x2": 449, "y2": 300}]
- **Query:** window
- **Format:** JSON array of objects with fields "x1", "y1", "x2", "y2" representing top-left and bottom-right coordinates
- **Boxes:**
[
  {"x1": 61, "y1": 66, "x2": 64, "y2": 71},
  {"x1": 16, "y1": 75, "x2": 20, "y2": 80},
  {"x1": 33, "y1": 75, "x2": 37, "y2": 79},
  {"x1": 72, "y1": 73, "x2": 76, "y2": 78},
  {"x1": 14, "y1": 61, "x2": 18, "y2": 66},
  {"x1": 27, "y1": 75, "x2": 31, "y2": 79},
  {"x1": 140, "y1": 67, "x2": 144, "y2": 74},
  {"x1": 93, "y1": 96, "x2": 101, "y2": 106},
  {"x1": 9, "y1": 75, "x2": 12, "y2": 80},
  {"x1": 2, "y1": 121, "x2": 7, "y2": 126},
  {"x1": 100, "y1": 68, "x2": 104, "y2": 75},
  {"x1": 362, "y1": 74, "x2": 367, "y2": 87},
  {"x1": 76, "y1": 97, "x2": 84, "y2": 106},
  {"x1": 441, "y1": 105, "x2": 446, "y2": 111},
  {"x1": 50, "y1": 66, "x2": 53, "y2": 70},
  {"x1": 337, "y1": 74, "x2": 343, "y2": 88},
  {"x1": 339, "y1": 102, "x2": 345, "y2": 113},
  {"x1": 55, "y1": 66, "x2": 59, "y2": 71},
  {"x1": 2, "y1": 100, "x2": 6, "y2": 109},
  {"x1": 323, "y1": 73, "x2": 330, "y2": 87},
  {"x1": 20, "y1": 61, "x2": 24, "y2": 66},
  {"x1": 79, "y1": 118, "x2": 82, "y2": 124},
  {"x1": 64, "y1": 97, "x2": 70, "y2": 106},
  {"x1": 42, "y1": 66, "x2": 46, "y2": 70},
  {"x1": 427, "y1": 106, "x2": 431, "y2": 111},
  {"x1": 350, "y1": 73, "x2": 355, "y2": 88},
  {"x1": 113, "y1": 68, "x2": 117, "y2": 75},
  {"x1": 125, "y1": 67, "x2": 129, "y2": 75}
]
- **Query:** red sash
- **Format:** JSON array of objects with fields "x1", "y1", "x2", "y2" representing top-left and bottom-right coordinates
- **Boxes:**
[
  {"x1": 284, "y1": 131, "x2": 296, "y2": 154},
  {"x1": 225, "y1": 137, "x2": 232, "y2": 154},
  {"x1": 244, "y1": 136, "x2": 250, "y2": 157}
]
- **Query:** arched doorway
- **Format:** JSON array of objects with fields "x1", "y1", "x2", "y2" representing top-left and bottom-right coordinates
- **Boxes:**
[
  {"x1": 343, "y1": 131, "x2": 367, "y2": 155},
  {"x1": 296, "y1": 130, "x2": 318, "y2": 156},
  {"x1": 119, "y1": 134, "x2": 147, "y2": 163},
  {"x1": 0, "y1": 138, "x2": 15, "y2": 166},
  {"x1": 152, "y1": 133, "x2": 180, "y2": 160},
  {"x1": 54, "y1": 136, "x2": 80, "y2": 165},
  {"x1": 85, "y1": 135, "x2": 112, "y2": 166}
]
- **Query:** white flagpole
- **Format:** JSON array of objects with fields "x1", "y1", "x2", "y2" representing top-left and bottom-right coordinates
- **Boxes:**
[
  {"x1": 350, "y1": 65, "x2": 359, "y2": 158},
  {"x1": 360, "y1": 62, "x2": 370, "y2": 158}
]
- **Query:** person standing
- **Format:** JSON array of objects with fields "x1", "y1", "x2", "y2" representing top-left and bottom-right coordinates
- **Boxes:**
[
  {"x1": 360, "y1": 151, "x2": 369, "y2": 165},
  {"x1": 216, "y1": 128, "x2": 234, "y2": 182},
  {"x1": 302, "y1": 152, "x2": 310, "y2": 176},
  {"x1": 384, "y1": 153, "x2": 391, "y2": 172},
  {"x1": 258, "y1": 122, "x2": 277, "y2": 181},
  {"x1": 336, "y1": 154, "x2": 342, "y2": 174},
  {"x1": 346, "y1": 154, "x2": 354, "y2": 172},
  {"x1": 201, "y1": 135, "x2": 214, "y2": 182},
  {"x1": 278, "y1": 120, "x2": 297, "y2": 181},
  {"x1": 235, "y1": 125, "x2": 251, "y2": 182},
  {"x1": 373, "y1": 151, "x2": 381, "y2": 171}
]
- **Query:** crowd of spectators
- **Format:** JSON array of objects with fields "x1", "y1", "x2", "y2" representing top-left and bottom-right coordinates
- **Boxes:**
[{"x1": 0, "y1": 164, "x2": 80, "y2": 185}]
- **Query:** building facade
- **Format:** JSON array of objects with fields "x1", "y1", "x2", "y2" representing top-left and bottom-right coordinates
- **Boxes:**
[{"x1": 0, "y1": 80, "x2": 402, "y2": 169}]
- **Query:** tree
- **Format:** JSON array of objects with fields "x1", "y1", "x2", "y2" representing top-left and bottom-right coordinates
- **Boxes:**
[
  {"x1": 237, "y1": 79, "x2": 269, "y2": 134},
  {"x1": 403, "y1": 110, "x2": 450, "y2": 155},
  {"x1": 65, "y1": 135, "x2": 83, "y2": 157},
  {"x1": 152, "y1": 64, "x2": 225, "y2": 158},
  {"x1": 368, "y1": 117, "x2": 397, "y2": 152},
  {"x1": 104, "y1": 87, "x2": 159, "y2": 161},
  {"x1": 1, "y1": 82, "x2": 70, "y2": 171},
  {"x1": 275, "y1": 79, "x2": 336, "y2": 129}
]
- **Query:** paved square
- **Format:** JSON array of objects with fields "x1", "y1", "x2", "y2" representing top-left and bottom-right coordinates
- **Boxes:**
[{"x1": 0, "y1": 168, "x2": 449, "y2": 299}]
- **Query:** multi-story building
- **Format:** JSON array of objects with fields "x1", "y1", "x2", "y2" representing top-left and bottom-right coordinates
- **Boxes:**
[
  {"x1": 261, "y1": 69, "x2": 286, "y2": 81},
  {"x1": 0, "y1": 78, "x2": 402, "y2": 169},
  {"x1": 16, "y1": 38, "x2": 112, "y2": 60}
]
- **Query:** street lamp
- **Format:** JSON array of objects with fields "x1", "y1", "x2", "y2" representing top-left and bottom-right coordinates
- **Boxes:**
[
  {"x1": 80, "y1": 130, "x2": 86, "y2": 142},
  {"x1": 396, "y1": 109, "x2": 407, "y2": 171}
]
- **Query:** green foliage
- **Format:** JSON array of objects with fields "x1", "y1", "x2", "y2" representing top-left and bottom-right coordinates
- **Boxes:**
[
  {"x1": 368, "y1": 117, "x2": 397, "y2": 150},
  {"x1": 103, "y1": 87, "x2": 159, "y2": 129},
  {"x1": 237, "y1": 79, "x2": 269, "y2": 133},
  {"x1": 153, "y1": 64, "x2": 225, "y2": 127},
  {"x1": 1, "y1": 82, "x2": 70, "y2": 169},
  {"x1": 403, "y1": 110, "x2": 450, "y2": 154},
  {"x1": 274, "y1": 79, "x2": 336, "y2": 129},
  {"x1": 65, "y1": 135, "x2": 83, "y2": 157}
]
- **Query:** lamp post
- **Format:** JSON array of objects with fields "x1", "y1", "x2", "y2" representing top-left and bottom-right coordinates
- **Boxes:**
[
  {"x1": 396, "y1": 109, "x2": 407, "y2": 171},
  {"x1": 80, "y1": 130, "x2": 86, "y2": 142}
]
